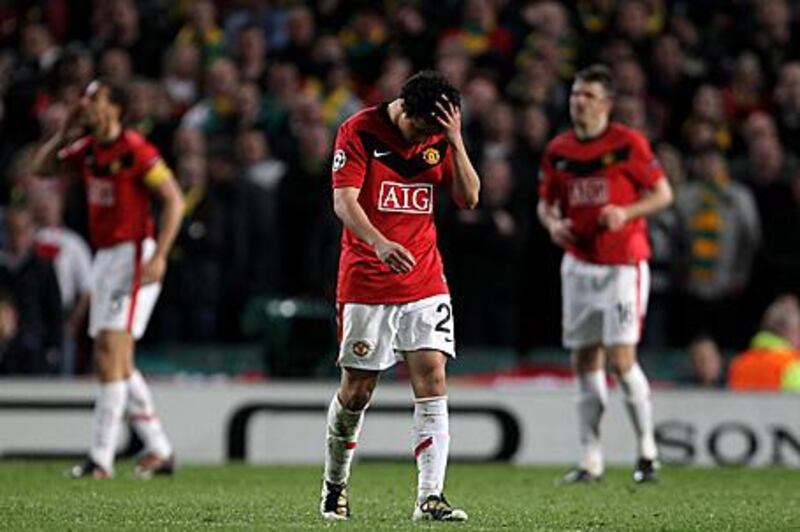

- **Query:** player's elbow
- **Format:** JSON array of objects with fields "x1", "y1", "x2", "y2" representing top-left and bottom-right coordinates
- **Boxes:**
[
  {"x1": 458, "y1": 187, "x2": 480, "y2": 210},
  {"x1": 659, "y1": 181, "x2": 674, "y2": 208}
]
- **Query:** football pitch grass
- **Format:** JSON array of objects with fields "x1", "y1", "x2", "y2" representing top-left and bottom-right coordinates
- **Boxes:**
[{"x1": 0, "y1": 462, "x2": 797, "y2": 531}]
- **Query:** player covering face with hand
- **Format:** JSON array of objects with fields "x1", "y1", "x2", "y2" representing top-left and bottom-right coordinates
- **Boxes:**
[
  {"x1": 321, "y1": 70, "x2": 480, "y2": 522},
  {"x1": 538, "y1": 65, "x2": 673, "y2": 483},
  {"x1": 33, "y1": 80, "x2": 185, "y2": 479}
]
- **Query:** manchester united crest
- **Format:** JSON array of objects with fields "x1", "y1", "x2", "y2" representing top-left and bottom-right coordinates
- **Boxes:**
[
  {"x1": 351, "y1": 341, "x2": 371, "y2": 357},
  {"x1": 422, "y1": 147, "x2": 440, "y2": 165}
]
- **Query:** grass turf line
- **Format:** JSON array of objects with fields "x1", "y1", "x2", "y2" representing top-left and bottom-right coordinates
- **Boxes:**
[{"x1": 0, "y1": 462, "x2": 797, "y2": 530}]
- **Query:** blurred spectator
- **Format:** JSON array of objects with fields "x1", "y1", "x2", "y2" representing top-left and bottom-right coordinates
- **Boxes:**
[
  {"x1": 236, "y1": 129, "x2": 287, "y2": 192},
  {"x1": 339, "y1": 7, "x2": 390, "y2": 85},
  {"x1": 98, "y1": 47, "x2": 132, "y2": 89},
  {"x1": 681, "y1": 335, "x2": 724, "y2": 388},
  {"x1": 162, "y1": 44, "x2": 201, "y2": 118},
  {"x1": 480, "y1": 100, "x2": 516, "y2": 162},
  {"x1": 517, "y1": 1, "x2": 576, "y2": 81},
  {"x1": 643, "y1": 144, "x2": 685, "y2": 347},
  {"x1": 748, "y1": 0, "x2": 798, "y2": 84},
  {"x1": 182, "y1": 57, "x2": 240, "y2": 137},
  {"x1": 450, "y1": 157, "x2": 524, "y2": 347},
  {"x1": 774, "y1": 62, "x2": 800, "y2": 156},
  {"x1": 205, "y1": 144, "x2": 276, "y2": 339},
  {"x1": 728, "y1": 294, "x2": 800, "y2": 392},
  {"x1": 30, "y1": 185, "x2": 91, "y2": 375},
  {"x1": 174, "y1": 0, "x2": 225, "y2": 69},
  {"x1": 235, "y1": 24, "x2": 268, "y2": 85},
  {"x1": 721, "y1": 51, "x2": 769, "y2": 125},
  {"x1": 91, "y1": 0, "x2": 165, "y2": 77},
  {"x1": 391, "y1": 2, "x2": 437, "y2": 71},
  {"x1": 681, "y1": 84, "x2": 732, "y2": 153},
  {"x1": 0, "y1": 291, "x2": 19, "y2": 368},
  {"x1": 649, "y1": 33, "x2": 700, "y2": 143},
  {"x1": 675, "y1": 149, "x2": 761, "y2": 347},
  {"x1": 153, "y1": 154, "x2": 223, "y2": 342},
  {"x1": 279, "y1": 6, "x2": 316, "y2": 76},
  {"x1": 362, "y1": 54, "x2": 412, "y2": 106},
  {"x1": 223, "y1": 0, "x2": 288, "y2": 52},
  {"x1": 0, "y1": 206, "x2": 62, "y2": 374}
]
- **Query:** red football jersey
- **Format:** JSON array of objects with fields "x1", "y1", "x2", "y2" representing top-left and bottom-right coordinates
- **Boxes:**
[
  {"x1": 58, "y1": 129, "x2": 159, "y2": 249},
  {"x1": 332, "y1": 104, "x2": 454, "y2": 304},
  {"x1": 539, "y1": 122, "x2": 665, "y2": 264}
]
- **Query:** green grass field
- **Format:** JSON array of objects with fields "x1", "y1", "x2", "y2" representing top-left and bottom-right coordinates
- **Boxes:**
[{"x1": 0, "y1": 462, "x2": 797, "y2": 531}]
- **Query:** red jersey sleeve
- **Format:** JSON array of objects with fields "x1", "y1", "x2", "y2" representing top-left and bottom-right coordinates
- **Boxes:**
[
  {"x1": 132, "y1": 136, "x2": 161, "y2": 178},
  {"x1": 332, "y1": 123, "x2": 368, "y2": 189},
  {"x1": 538, "y1": 145, "x2": 563, "y2": 204},
  {"x1": 627, "y1": 131, "x2": 665, "y2": 189},
  {"x1": 56, "y1": 136, "x2": 92, "y2": 169}
]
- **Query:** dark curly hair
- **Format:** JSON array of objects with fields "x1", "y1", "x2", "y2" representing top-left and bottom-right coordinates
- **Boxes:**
[{"x1": 400, "y1": 70, "x2": 461, "y2": 122}]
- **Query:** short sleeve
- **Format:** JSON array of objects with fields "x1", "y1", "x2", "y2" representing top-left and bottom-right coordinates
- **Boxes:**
[
  {"x1": 134, "y1": 138, "x2": 161, "y2": 176},
  {"x1": 628, "y1": 131, "x2": 665, "y2": 189},
  {"x1": 538, "y1": 146, "x2": 563, "y2": 204},
  {"x1": 331, "y1": 123, "x2": 368, "y2": 189},
  {"x1": 56, "y1": 136, "x2": 92, "y2": 169}
]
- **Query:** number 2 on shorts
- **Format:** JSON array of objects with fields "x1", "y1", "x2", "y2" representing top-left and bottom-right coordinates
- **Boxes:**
[{"x1": 435, "y1": 303, "x2": 453, "y2": 343}]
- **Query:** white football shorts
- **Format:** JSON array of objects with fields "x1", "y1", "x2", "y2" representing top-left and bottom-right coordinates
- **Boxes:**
[
  {"x1": 561, "y1": 253, "x2": 650, "y2": 349},
  {"x1": 338, "y1": 294, "x2": 456, "y2": 371},
  {"x1": 89, "y1": 238, "x2": 161, "y2": 339}
]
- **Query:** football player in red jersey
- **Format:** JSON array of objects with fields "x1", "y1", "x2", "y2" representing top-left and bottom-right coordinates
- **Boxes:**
[
  {"x1": 538, "y1": 65, "x2": 673, "y2": 484},
  {"x1": 320, "y1": 71, "x2": 479, "y2": 522},
  {"x1": 33, "y1": 80, "x2": 184, "y2": 479}
]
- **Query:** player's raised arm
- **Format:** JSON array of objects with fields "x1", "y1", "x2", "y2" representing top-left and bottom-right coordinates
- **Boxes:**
[
  {"x1": 333, "y1": 187, "x2": 416, "y2": 273},
  {"x1": 141, "y1": 159, "x2": 185, "y2": 284},
  {"x1": 436, "y1": 97, "x2": 480, "y2": 210},
  {"x1": 32, "y1": 101, "x2": 88, "y2": 176}
]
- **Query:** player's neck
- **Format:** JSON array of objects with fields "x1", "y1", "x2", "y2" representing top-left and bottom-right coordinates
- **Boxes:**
[
  {"x1": 387, "y1": 99, "x2": 418, "y2": 143},
  {"x1": 574, "y1": 116, "x2": 610, "y2": 141},
  {"x1": 387, "y1": 100, "x2": 405, "y2": 134},
  {"x1": 95, "y1": 121, "x2": 122, "y2": 143}
]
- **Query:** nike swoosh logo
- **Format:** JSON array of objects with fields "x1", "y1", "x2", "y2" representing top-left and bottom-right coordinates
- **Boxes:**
[{"x1": 373, "y1": 150, "x2": 392, "y2": 158}]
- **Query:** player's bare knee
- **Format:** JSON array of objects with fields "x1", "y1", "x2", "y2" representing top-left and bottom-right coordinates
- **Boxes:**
[
  {"x1": 607, "y1": 346, "x2": 636, "y2": 375},
  {"x1": 339, "y1": 370, "x2": 377, "y2": 411},
  {"x1": 572, "y1": 346, "x2": 604, "y2": 373},
  {"x1": 411, "y1": 366, "x2": 447, "y2": 398},
  {"x1": 338, "y1": 386, "x2": 373, "y2": 411}
]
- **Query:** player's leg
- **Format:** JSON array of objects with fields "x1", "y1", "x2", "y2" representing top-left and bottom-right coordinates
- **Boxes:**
[
  {"x1": 324, "y1": 368, "x2": 376, "y2": 485},
  {"x1": 607, "y1": 344, "x2": 658, "y2": 482},
  {"x1": 321, "y1": 301, "x2": 395, "y2": 520},
  {"x1": 398, "y1": 296, "x2": 466, "y2": 521},
  {"x1": 407, "y1": 351, "x2": 449, "y2": 502},
  {"x1": 605, "y1": 261, "x2": 658, "y2": 482},
  {"x1": 562, "y1": 345, "x2": 607, "y2": 483},
  {"x1": 321, "y1": 368, "x2": 377, "y2": 520},
  {"x1": 126, "y1": 272, "x2": 174, "y2": 478},
  {"x1": 72, "y1": 330, "x2": 132, "y2": 478},
  {"x1": 560, "y1": 255, "x2": 606, "y2": 483},
  {"x1": 127, "y1": 366, "x2": 175, "y2": 478}
]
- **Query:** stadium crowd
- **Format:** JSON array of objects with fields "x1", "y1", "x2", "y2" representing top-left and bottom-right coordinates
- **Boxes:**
[{"x1": 0, "y1": 0, "x2": 799, "y2": 381}]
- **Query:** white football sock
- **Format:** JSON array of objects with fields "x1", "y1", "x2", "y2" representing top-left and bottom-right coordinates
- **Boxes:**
[
  {"x1": 577, "y1": 370, "x2": 608, "y2": 476},
  {"x1": 413, "y1": 396, "x2": 450, "y2": 503},
  {"x1": 89, "y1": 380, "x2": 127, "y2": 473},
  {"x1": 618, "y1": 363, "x2": 658, "y2": 460},
  {"x1": 324, "y1": 395, "x2": 365, "y2": 485},
  {"x1": 127, "y1": 369, "x2": 172, "y2": 458}
]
